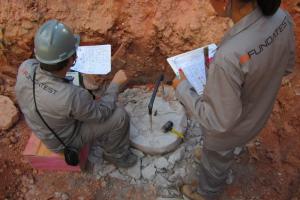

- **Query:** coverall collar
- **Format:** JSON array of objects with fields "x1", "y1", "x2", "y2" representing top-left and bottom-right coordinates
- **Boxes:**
[
  {"x1": 37, "y1": 64, "x2": 69, "y2": 83},
  {"x1": 220, "y1": 8, "x2": 264, "y2": 46}
]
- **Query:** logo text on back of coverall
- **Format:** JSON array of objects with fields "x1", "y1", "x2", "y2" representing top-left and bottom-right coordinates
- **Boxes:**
[
  {"x1": 248, "y1": 16, "x2": 288, "y2": 57},
  {"x1": 21, "y1": 68, "x2": 57, "y2": 95}
]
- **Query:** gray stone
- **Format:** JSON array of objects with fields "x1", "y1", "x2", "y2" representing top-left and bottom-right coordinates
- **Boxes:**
[
  {"x1": 157, "y1": 188, "x2": 170, "y2": 198},
  {"x1": 127, "y1": 159, "x2": 141, "y2": 179},
  {"x1": 168, "y1": 168, "x2": 186, "y2": 182},
  {"x1": 142, "y1": 156, "x2": 154, "y2": 167},
  {"x1": 54, "y1": 192, "x2": 61, "y2": 198},
  {"x1": 155, "y1": 157, "x2": 169, "y2": 170},
  {"x1": 54, "y1": 192, "x2": 69, "y2": 200},
  {"x1": 188, "y1": 123, "x2": 204, "y2": 136},
  {"x1": 295, "y1": 87, "x2": 300, "y2": 96},
  {"x1": 154, "y1": 174, "x2": 171, "y2": 187},
  {"x1": 168, "y1": 146, "x2": 185, "y2": 165},
  {"x1": 110, "y1": 170, "x2": 129, "y2": 181},
  {"x1": 142, "y1": 163, "x2": 156, "y2": 180},
  {"x1": 131, "y1": 148, "x2": 145, "y2": 158},
  {"x1": 98, "y1": 164, "x2": 116, "y2": 177},
  {"x1": 183, "y1": 196, "x2": 190, "y2": 200},
  {"x1": 61, "y1": 193, "x2": 70, "y2": 200},
  {"x1": 0, "y1": 95, "x2": 19, "y2": 130},
  {"x1": 182, "y1": 164, "x2": 199, "y2": 185},
  {"x1": 226, "y1": 170, "x2": 234, "y2": 185},
  {"x1": 130, "y1": 178, "x2": 136, "y2": 185},
  {"x1": 233, "y1": 147, "x2": 243, "y2": 155},
  {"x1": 168, "y1": 189, "x2": 180, "y2": 197},
  {"x1": 157, "y1": 188, "x2": 171, "y2": 198}
]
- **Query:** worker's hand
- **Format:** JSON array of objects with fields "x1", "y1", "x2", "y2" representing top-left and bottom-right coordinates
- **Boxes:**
[
  {"x1": 172, "y1": 69, "x2": 186, "y2": 89},
  {"x1": 112, "y1": 70, "x2": 128, "y2": 86}
]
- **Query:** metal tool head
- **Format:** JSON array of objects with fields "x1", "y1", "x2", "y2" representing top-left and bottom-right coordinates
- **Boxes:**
[{"x1": 161, "y1": 121, "x2": 174, "y2": 133}]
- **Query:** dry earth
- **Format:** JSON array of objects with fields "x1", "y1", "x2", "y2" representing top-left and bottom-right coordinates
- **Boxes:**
[{"x1": 0, "y1": 0, "x2": 299, "y2": 200}]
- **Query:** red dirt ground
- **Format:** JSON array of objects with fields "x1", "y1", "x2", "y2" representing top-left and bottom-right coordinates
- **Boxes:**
[{"x1": 0, "y1": 0, "x2": 300, "y2": 200}]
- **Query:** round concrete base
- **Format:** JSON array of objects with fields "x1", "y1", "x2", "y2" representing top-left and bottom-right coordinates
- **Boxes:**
[{"x1": 120, "y1": 86, "x2": 187, "y2": 155}]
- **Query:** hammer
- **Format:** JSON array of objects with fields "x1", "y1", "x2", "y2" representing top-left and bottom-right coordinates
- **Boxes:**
[
  {"x1": 148, "y1": 74, "x2": 164, "y2": 131},
  {"x1": 161, "y1": 121, "x2": 184, "y2": 138}
]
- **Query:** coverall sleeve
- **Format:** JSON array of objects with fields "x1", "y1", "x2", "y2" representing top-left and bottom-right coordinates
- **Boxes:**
[
  {"x1": 69, "y1": 82, "x2": 119, "y2": 122},
  {"x1": 176, "y1": 61, "x2": 243, "y2": 134},
  {"x1": 285, "y1": 12, "x2": 296, "y2": 75}
]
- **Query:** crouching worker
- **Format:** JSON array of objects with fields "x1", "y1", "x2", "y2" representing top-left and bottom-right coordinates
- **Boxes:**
[
  {"x1": 173, "y1": 0, "x2": 295, "y2": 199},
  {"x1": 15, "y1": 20, "x2": 137, "y2": 169}
]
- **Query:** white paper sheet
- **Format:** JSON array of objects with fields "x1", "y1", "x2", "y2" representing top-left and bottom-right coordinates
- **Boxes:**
[
  {"x1": 167, "y1": 44, "x2": 217, "y2": 95},
  {"x1": 71, "y1": 45, "x2": 111, "y2": 75}
]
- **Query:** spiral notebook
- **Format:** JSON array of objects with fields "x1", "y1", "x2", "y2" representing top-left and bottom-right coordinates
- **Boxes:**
[{"x1": 167, "y1": 44, "x2": 217, "y2": 95}]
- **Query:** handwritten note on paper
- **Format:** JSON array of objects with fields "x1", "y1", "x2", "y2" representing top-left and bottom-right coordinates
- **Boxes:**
[
  {"x1": 71, "y1": 45, "x2": 111, "y2": 75},
  {"x1": 167, "y1": 44, "x2": 217, "y2": 95}
]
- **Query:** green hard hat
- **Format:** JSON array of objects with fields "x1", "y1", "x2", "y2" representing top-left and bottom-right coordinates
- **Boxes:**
[{"x1": 34, "y1": 19, "x2": 80, "y2": 64}]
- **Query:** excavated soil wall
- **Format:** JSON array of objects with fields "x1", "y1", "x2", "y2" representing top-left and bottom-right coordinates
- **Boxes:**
[
  {"x1": 0, "y1": 0, "x2": 230, "y2": 85},
  {"x1": 0, "y1": 0, "x2": 300, "y2": 199}
]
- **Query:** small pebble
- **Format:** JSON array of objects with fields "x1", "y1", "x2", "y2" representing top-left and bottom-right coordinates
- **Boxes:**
[
  {"x1": 20, "y1": 187, "x2": 27, "y2": 193},
  {"x1": 101, "y1": 181, "x2": 107, "y2": 188},
  {"x1": 61, "y1": 193, "x2": 69, "y2": 200},
  {"x1": 14, "y1": 169, "x2": 22, "y2": 175}
]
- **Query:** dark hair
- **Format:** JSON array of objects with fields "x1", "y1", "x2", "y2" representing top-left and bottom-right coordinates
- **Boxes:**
[
  {"x1": 243, "y1": 0, "x2": 281, "y2": 16},
  {"x1": 257, "y1": 0, "x2": 281, "y2": 16},
  {"x1": 39, "y1": 53, "x2": 76, "y2": 72},
  {"x1": 40, "y1": 58, "x2": 70, "y2": 72}
]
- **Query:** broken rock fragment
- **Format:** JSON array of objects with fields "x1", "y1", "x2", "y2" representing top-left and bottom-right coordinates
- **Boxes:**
[
  {"x1": 126, "y1": 159, "x2": 141, "y2": 179},
  {"x1": 0, "y1": 95, "x2": 19, "y2": 130},
  {"x1": 168, "y1": 146, "x2": 185, "y2": 165},
  {"x1": 154, "y1": 157, "x2": 169, "y2": 170},
  {"x1": 142, "y1": 163, "x2": 156, "y2": 180}
]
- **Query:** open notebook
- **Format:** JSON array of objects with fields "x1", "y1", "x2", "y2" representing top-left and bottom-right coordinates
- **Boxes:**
[
  {"x1": 71, "y1": 45, "x2": 111, "y2": 75},
  {"x1": 167, "y1": 44, "x2": 217, "y2": 95}
]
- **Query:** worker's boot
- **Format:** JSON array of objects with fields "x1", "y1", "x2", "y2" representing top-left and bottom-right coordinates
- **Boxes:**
[
  {"x1": 181, "y1": 185, "x2": 206, "y2": 200},
  {"x1": 103, "y1": 150, "x2": 137, "y2": 168}
]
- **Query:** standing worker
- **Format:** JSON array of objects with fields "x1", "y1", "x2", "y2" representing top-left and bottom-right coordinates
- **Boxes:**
[
  {"x1": 173, "y1": 0, "x2": 295, "y2": 199},
  {"x1": 15, "y1": 20, "x2": 137, "y2": 170}
]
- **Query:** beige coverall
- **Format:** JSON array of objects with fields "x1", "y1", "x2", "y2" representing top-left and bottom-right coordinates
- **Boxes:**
[
  {"x1": 15, "y1": 60, "x2": 130, "y2": 163},
  {"x1": 175, "y1": 8, "x2": 295, "y2": 198}
]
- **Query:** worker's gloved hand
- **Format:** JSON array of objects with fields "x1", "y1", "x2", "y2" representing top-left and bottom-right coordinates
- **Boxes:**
[
  {"x1": 172, "y1": 69, "x2": 187, "y2": 89},
  {"x1": 112, "y1": 70, "x2": 128, "y2": 86}
]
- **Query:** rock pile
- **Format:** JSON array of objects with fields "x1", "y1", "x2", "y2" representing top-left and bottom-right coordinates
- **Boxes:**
[
  {"x1": 87, "y1": 87, "x2": 206, "y2": 199},
  {"x1": 92, "y1": 92, "x2": 204, "y2": 199}
]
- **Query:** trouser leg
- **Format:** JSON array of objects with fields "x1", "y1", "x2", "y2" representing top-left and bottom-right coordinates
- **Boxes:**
[
  {"x1": 95, "y1": 107, "x2": 130, "y2": 155},
  {"x1": 197, "y1": 147, "x2": 235, "y2": 199},
  {"x1": 71, "y1": 107, "x2": 130, "y2": 163}
]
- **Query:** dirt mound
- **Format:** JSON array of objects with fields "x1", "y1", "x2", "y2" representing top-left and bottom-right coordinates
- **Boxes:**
[{"x1": 0, "y1": 0, "x2": 230, "y2": 84}]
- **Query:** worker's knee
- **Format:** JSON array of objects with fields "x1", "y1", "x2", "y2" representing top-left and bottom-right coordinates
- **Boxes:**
[{"x1": 112, "y1": 107, "x2": 130, "y2": 128}]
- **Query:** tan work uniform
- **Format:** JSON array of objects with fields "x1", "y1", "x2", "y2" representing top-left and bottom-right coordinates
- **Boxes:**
[
  {"x1": 15, "y1": 59, "x2": 130, "y2": 163},
  {"x1": 176, "y1": 8, "x2": 295, "y2": 197}
]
